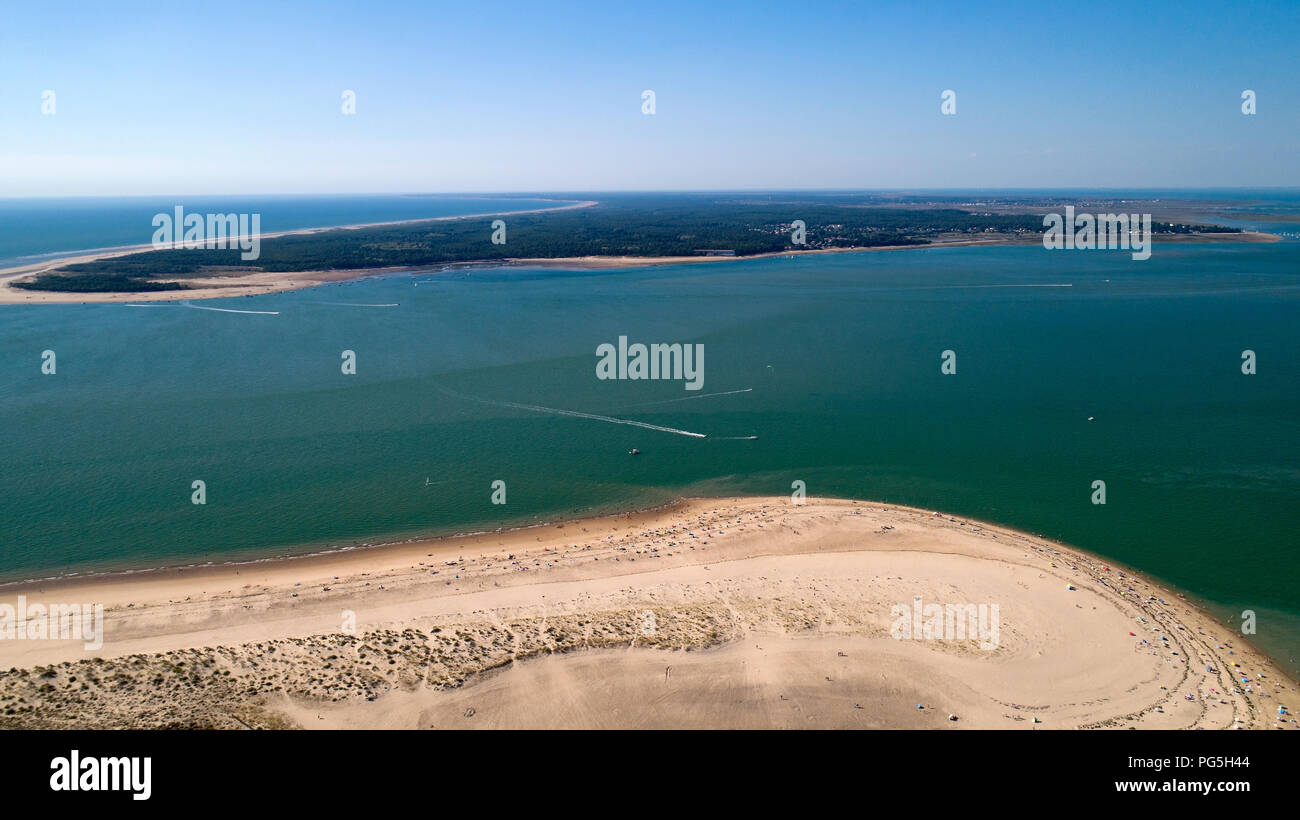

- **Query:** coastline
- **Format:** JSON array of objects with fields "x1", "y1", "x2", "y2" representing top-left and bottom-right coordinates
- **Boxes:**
[
  {"x1": 0, "y1": 198, "x2": 598, "y2": 304},
  {"x1": 0, "y1": 494, "x2": 689, "y2": 591},
  {"x1": 0, "y1": 227, "x2": 1277, "y2": 305},
  {"x1": 1, "y1": 496, "x2": 1294, "y2": 729}
]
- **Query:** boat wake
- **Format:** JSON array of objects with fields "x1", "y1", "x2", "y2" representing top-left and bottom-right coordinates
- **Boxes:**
[
  {"x1": 434, "y1": 385, "x2": 707, "y2": 438},
  {"x1": 622, "y1": 387, "x2": 753, "y2": 408},
  {"x1": 125, "y1": 301, "x2": 279, "y2": 315},
  {"x1": 181, "y1": 301, "x2": 279, "y2": 315},
  {"x1": 312, "y1": 302, "x2": 400, "y2": 308}
]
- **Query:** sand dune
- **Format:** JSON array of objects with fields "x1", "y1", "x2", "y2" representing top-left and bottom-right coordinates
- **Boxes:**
[{"x1": 0, "y1": 498, "x2": 1293, "y2": 729}]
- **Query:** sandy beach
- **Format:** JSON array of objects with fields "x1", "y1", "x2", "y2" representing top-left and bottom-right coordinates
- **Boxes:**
[
  {"x1": 0, "y1": 497, "x2": 1293, "y2": 730},
  {"x1": 0, "y1": 199, "x2": 598, "y2": 304},
  {"x1": 0, "y1": 228, "x2": 1275, "y2": 305}
]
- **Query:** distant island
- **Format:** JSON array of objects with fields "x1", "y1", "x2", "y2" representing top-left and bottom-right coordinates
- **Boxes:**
[{"x1": 6, "y1": 193, "x2": 1248, "y2": 296}]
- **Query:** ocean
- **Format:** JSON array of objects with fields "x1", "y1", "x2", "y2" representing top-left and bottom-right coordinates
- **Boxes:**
[
  {"x1": 1, "y1": 194, "x2": 1297, "y2": 675},
  {"x1": 0, "y1": 194, "x2": 568, "y2": 270}
]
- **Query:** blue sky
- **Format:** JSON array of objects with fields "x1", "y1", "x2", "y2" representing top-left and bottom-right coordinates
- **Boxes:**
[{"x1": 1, "y1": 0, "x2": 1297, "y2": 195}]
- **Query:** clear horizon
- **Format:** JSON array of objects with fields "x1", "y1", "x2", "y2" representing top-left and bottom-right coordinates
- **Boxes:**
[{"x1": 3, "y1": 0, "x2": 1298, "y2": 196}]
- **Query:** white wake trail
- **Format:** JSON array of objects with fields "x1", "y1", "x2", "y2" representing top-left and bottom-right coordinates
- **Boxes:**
[
  {"x1": 435, "y1": 386, "x2": 707, "y2": 438},
  {"x1": 126, "y1": 301, "x2": 279, "y2": 314},
  {"x1": 313, "y1": 302, "x2": 400, "y2": 307},
  {"x1": 181, "y1": 301, "x2": 279, "y2": 315},
  {"x1": 623, "y1": 388, "x2": 753, "y2": 408}
]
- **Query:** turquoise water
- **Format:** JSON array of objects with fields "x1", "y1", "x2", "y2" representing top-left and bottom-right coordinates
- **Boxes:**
[
  {"x1": 0, "y1": 195, "x2": 568, "y2": 269},
  {"x1": 1, "y1": 239, "x2": 1298, "y2": 673}
]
